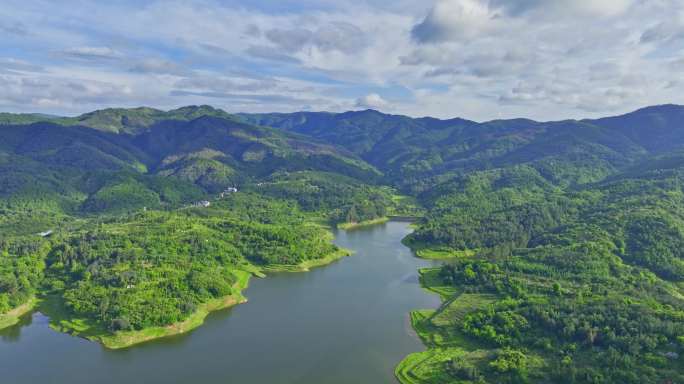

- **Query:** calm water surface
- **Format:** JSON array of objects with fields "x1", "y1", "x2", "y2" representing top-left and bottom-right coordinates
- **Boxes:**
[{"x1": 0, "y1": 221, "x2": 440, "y2": 383}]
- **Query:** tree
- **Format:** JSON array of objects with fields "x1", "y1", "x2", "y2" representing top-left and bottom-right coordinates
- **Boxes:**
[
  {"x1": 110, "y1": 317, "x2": 131, "y2": 332},
  {"x1": 490, "y1": 348, "x2": 528, "y2": 374},
  {"x1": 346, "y1": 205, "x2": 359, "y2": 223}
]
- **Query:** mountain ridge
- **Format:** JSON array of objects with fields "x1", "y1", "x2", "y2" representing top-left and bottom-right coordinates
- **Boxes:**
[{"x1": 3, "y1": 103, "x2": 682, "y2": 133}]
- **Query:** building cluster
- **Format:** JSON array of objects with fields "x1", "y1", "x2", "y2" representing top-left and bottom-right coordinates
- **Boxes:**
[
  {"x1": 219, "y1": 187, "x2": 238, "y2": 198},
  {"x1": 188, "y1": 187, "x2": 238, "y2": 208}
]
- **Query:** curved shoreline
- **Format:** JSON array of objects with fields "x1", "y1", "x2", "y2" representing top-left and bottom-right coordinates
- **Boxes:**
[
  {"x1": 0, "y1": 297, "x2": 38, "y2": 331},
  {"x1": 95, "y1": 246, "x2": 352, "y2": 349},
  {"x1": 39, "y1": 269, "x2": 253, "y2": 350},
  {"x1": 2, "y1": 220, "x2": 421, "y2": 361},
  {"x1": 20, "y1": 244, "x2": 351, "y2": 350},
  {"x1": 97, "y1": 291, "x2": 249, "y2": 349},
  {"x1": 259, "y1": 248, "x2": 352, "y2": 273},
  {"x1": 394, "y1": 243, "x2": 451, "y2": 383},
  {"x1": 2, "y1": 219, "x2": 440, "y2": 383},
  {"x1": 336, "y1": 217, "x2": 389, "y2": 230}
]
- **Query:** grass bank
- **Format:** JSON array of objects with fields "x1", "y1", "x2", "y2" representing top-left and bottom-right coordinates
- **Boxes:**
[
  {"x1": 259, "y1": 227, "x2": 352, "y2": 273},
  {"x1": 395, "y1": 264, "x2": 546, "y2": 383},
  {"x1": 259, "y1": 248, "x2": 352, "y2": 273},
  {"x1": 337, "y1": 217, "x2": 389, "y2": 230},
  {"x1": 0, "y1": 297, "x2": 38, "y2": 330},
  {"x1": 394, "y1": 265, "x2": 498, "y2": 384},
  {"x1": 39, "y1": 228, "x2": 349, "y2": 348},
  {"x1": 42, "y1": 270, "x2": 253, "y2": 350},
  {"x1": 415, "y1": 248, "x2": 477, "y2": 260}
]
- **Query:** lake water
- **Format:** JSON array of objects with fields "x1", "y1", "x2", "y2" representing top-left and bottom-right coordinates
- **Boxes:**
[{"x1": 0, "y1": 221, "x2": 441, "y2": 383}]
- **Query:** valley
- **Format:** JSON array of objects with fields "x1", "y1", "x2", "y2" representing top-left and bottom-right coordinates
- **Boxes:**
[{"x1": 1, "y1": 105, "x2": 684, "y2": 383}]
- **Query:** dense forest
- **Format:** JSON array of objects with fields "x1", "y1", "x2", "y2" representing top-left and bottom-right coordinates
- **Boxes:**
[
  {"x1": 1, "y1": 105, "x2": 684, "y2": 381},
  {"x1": 246, "y1": 105, "x2": 684, "y2": 383}
]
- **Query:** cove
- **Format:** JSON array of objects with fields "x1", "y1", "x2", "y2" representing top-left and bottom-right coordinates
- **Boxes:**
[{"x1": 0, "y1": 221, "x2": 440, "y2": 383}]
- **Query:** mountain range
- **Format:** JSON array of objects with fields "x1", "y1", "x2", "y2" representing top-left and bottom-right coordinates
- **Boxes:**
[
  {"x1": 2, "y1": 104, "x2": 682, "y2": 209},
  {"x1": 2, "y1": 103, "x2": 684, "y2": 382}
]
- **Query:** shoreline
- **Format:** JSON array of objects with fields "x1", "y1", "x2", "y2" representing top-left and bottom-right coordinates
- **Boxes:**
[
  {"x1": 394, "y1": 264, "x2": 496, "y2": 384},
  {"x1": 4, "y1": 220, "x2": 405, "y2": 354},
  {"x1": 43, "y1": 270, "x2": 253, "y2": 350},
  {"x1": 38, "y1": 244, "x2": 350, "y2": 349},
  {"x1": 0, "y1": 297, "x2": 38, "y2": 331},
  {"x1": 99, "y1": 246, "x2": 352, "y2": 348},
  {"x1": 259, "y1": 248, "x2": 352, "y2": 273},
  {"x1": 395, "y1": 236, "x2": 454, "y2": 384},
  {"x1": 394, "y1": 268, "x2": 445, "y2": 384},
  {"x1": 99, "y1": 291, "x2": 249, "y2": 349},
  {"x1": 336, "y1": 217, "x2": 389, "y2": 230}
]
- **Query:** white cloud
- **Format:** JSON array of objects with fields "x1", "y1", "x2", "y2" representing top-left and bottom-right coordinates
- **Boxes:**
[
  {"x1": 0, "y1": 0, "x2": 680, "y2": 121},
  {"x1": 355, "y1": 93, "x2": 389, "y2": 109},
  {"x1": 0, "y1": 72, "x2": 134, "y2": 113},
  {"x1": 412, "y1": 0, "x2": 636, "y2": 44},
  {"x1": 412, "y1": 0, "x2": 498, "y2": 43},
  {"x1": 562, "y1": 0, "x2": 634, "y2": 17},
  {"x1": 262, "y1": 22, "x2": 368, "y2": 55},
  {"x1": 129, "y1": 58, "x2": 189, "y2": 76},
  {"x1": 641, "y1": 20, "x2": 684, "y2": 44},
  {"x1": 59, "y1": 46, "x2": 123, "y2": 61},
  {"x1": 0, "y1": 58, "x2": 44, "y2": 74},
  {"x1": 490, "y1": 0, "x2": 634, "y2": 17}
]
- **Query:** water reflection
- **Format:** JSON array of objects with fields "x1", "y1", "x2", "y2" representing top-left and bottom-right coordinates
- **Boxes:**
[
  {"x1": 0, "y1": 221, "x2": 441, "y2": 384},
  {"x1": 0, "y1": 311, "x2": 35, "y2": 342}
]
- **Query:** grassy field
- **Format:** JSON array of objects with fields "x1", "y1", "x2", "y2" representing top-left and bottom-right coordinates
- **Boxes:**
[
  {"x1": 396, "y1": 268, "x2": 505, "y2": 383},
  {"x1": 0, "y1": 297, "x2": 38, "y2": 330},
  {"x1": 415, "y1": 248, "x2": 477, "y2": 260},
  {"x1": 396, "y1": 347, "x2": 492, "y2": 384},
  {"x1": 418, "y1": 268, "x2": 459, "y2": 299},
  {"x1": 259, "y1": 248, "x2": 352, "y2": 273}
]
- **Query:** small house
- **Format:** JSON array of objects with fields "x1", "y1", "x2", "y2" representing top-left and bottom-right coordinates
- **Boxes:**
[{"x1": 219, "y1": 187, "x2": 238, "y2": 198}]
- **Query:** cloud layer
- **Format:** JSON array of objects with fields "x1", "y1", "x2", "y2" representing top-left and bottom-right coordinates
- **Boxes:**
[{"x1": 0, "y1": 0, "x2": 681, "y2": 121}]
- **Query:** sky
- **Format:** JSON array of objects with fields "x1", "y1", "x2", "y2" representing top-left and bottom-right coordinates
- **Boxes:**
[{"x1": 0, "y1": 0, "x2": 682, "y2": 121}]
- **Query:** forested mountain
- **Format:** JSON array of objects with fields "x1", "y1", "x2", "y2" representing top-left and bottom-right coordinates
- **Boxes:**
[
  {"x1": 240, "y1": 105, "x2": 683, "y2": 193},
  {"x1": 246, "y1": 105, "x2": 684, "y2": 383},
  {"x1": 1, "y1": 104, "x2": 684, "y2": 382},
  {"x1": 0, "y1": 108, "x2": 398, "y2": 348},
  {"x1": 0, "y1": 105, "x2": 236, "y2": 134},
  {"x1": 0, "y1": 113, "x2": 381, "y2": 216}
]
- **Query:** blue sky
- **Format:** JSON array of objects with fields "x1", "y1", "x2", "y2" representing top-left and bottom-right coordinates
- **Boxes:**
[{"x1": 0, "y1": 0, "x2": 682, "y2": 121}]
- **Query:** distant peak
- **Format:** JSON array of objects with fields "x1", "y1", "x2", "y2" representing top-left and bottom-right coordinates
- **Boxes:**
[
  {"x1": 361, "y1": 109, "x2": 388, "y2": 116},
  {"x1": 340, "y1": 109, "x2": 386, "y2": 118},
  {"x1": 588, "y1": 104, "x2": 684, "y2": 123},
  {"x1": 80, "y1": 106, "x2": 162, "y2": 115},
  {"x1": 170, "y1": 105, "x2": 222, "y2": 113},
  {"x1": 631, "y1": 104, "x2": 683, "y2": 114}
]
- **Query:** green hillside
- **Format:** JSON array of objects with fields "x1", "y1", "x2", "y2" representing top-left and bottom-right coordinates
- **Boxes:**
[
  {"x1": 0, "y1": 105, "x2": 237, "y2": 134},
  {"x1": 243, "y1": 105, "x2": 684, "y2": 383},
  {"x1": 1, "y1": 104, "x2": 684, "y2": 381}
]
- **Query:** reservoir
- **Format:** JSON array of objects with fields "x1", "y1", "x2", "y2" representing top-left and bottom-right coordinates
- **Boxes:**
[{"x1": 0, "y1": 221, "x2": 440, "y2": 383}]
